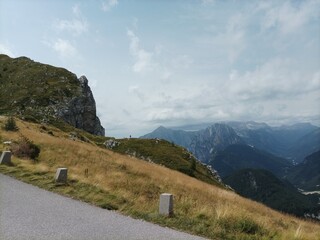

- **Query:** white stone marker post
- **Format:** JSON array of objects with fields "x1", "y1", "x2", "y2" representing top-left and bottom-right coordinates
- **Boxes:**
[
  {"x1": 159, "y1": 193, "x2": 174, "y2": 216},
  {"x1": 55, "y1": 168, "x2": 68, "y2": 183},
  {"x1": 0, "y1": 151, "x2": 12, "y2": 165}
]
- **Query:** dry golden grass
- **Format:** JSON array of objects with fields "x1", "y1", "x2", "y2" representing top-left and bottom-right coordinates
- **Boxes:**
[{"x1": 1, "y1": 118, "x2": 320, "y2": 240}]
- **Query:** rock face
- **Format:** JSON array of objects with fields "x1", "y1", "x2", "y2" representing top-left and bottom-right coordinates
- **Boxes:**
[
  {"x1": 57, "y1": 76, "x2": 105, "y2": 136},
  {"x1": 189, "y1": 123, "x2": 244, "y2": 163},
  {"x1": 0, "y1": 54, "x2": 105, "y2": 136},
  {"x1": 141, "y1": 123, "x2": 243, "y2": 163}
]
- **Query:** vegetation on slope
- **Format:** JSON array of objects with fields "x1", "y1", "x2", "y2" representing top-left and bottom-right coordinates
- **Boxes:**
[
  {"x1": 223, "y1": 169, "x2": 320, "y2": 217},
  {"x1": 0, "y1": 54, "x2": 80, "y2": 119},
  {"x1": 0, "y1": 54, "x2": 104, "y2": 135},
  {"x1": 210, "y1": 144, "x2": 292, "y2": 178},
  {"x1": 111, "y1": 138, "x2": 222, "y2": 186},
  {"x1": 285, "y1": 150, "x2": 320, "y2": 191},
  {"x1": 0, "y1": 117, "x2": 320, "y2": 240}
]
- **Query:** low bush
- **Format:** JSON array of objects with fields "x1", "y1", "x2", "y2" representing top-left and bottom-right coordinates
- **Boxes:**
[
  {"x1": 3, "y1": 116, "x2": 18, "y2": 131},
  {"x1": 11, "y1": 137, "x2": 40, "y2": 160}
]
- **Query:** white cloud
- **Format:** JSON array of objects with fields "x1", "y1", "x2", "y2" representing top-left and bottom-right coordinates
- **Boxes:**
[
  {"x1": 53, "y1": 5, "x2": 88, "y2": 35},
  {"x1": 127, "y1": 30, "x2": 155, "y2": 73},
  {"x1": 172, "y1": 55, "x2": 193, "y2": 69},
  {"x1": 72, "y1": 4, "x2": 81, "y2": 17},
  {"x1": 205, "y1": 12, "x2": 247, "y2": 64},
  {"x1": 128, "y1": 85, "x2": 145, "y2": 101},
  {"x1": 201, "y1": 0, "x2": 215, "y2": 6},
  {"x1": 49, "y1": 38, "x2": 77, "y2": 58},
  {"x1": 0, "y1": 43, "x2": 15, "y2": 57},
  {"x1": 226, "y1": 58, "x2": 310, "y2": 101},
  {"x1": 102, "y1": 0, "x2": 118, "y2": 12},
  {"x1": 260, "y1": 0, "x2": 320, "y2": 34},
  {"x1": 54, "y1": 19, "x2": 88, "y2": 35}
]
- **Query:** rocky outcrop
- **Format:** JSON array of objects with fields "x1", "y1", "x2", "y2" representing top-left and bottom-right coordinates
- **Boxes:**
[
  {"x1": 57, "y1": 76, "x2": 105, "y2": 136},
  {"x1": 0, "y1": 54, "x2": 105, "y2": 136}
]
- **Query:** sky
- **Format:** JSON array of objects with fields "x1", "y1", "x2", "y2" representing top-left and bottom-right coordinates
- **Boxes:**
[{"x1": 0, "y1": 0, "x2": 319, "y2": 137}]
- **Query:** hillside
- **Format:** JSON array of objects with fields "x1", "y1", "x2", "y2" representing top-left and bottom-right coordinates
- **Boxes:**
[
  {"x1": 209, "y1": 144, "x2": 292, "y2": 178},
  {"x1": 140, "y1": 126, "x2": 196, "y2": 149},
  {"x1": 108, "y1": 138, "x2": 222, "y2": 186},
  {"x1": 223, "y1": 169, "x2": 320, "y2": 218},
  {"x1": 288, "y1": 129, "x2": 320, "y2": 164},
  {"x1": 0, "y1": 54, "x2": 104, "y2": 136},
  {"x1": 285, "y1": 151, "x2": 320, "y2": 191},
  {"x1": 1, "y1": 117, "x2": 320, "y2": 239}
]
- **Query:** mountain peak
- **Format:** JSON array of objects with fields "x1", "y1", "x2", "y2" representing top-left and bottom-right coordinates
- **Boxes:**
[{"x1": 156, "y1": 125, "x2": 167, "y2": 131}]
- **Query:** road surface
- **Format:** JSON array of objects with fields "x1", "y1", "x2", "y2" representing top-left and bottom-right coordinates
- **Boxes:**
[{"x1": 0, "y1": 174, "x2": 205, "y2": 240}]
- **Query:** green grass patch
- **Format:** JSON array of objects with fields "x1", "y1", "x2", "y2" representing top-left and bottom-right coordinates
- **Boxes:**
[{"x1": 112, "y1": 138, "x2": 223, "y2": 187}]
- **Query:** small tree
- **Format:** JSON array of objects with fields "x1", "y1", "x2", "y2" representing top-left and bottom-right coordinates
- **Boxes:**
[
  {"x1": 190, "y1": 158, "x2": 196, "y2": 171},
  {"x1": 4, "y1": 116, "x2": 18, "y2": 131}
]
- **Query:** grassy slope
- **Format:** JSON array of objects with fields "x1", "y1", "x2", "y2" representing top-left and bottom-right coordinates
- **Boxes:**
[
  {"x1": 0, "y1": 54, "x2": 80, "y2": 119},
  {"x1": 112, "y1": 138, "x2": 222, "y2": 186},
  {"x1": 0, "y1": 118, "x2": 320, "y2": 240}
]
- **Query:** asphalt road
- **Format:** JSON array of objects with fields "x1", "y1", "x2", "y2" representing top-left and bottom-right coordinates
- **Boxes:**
[{"x1": 0, "y1": 174, "x2": 205, "y2": 240}]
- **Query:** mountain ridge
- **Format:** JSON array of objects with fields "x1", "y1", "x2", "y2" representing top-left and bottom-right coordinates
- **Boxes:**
[{"x1": 141, "y1": 121, "x2": 320, "y2": 165}]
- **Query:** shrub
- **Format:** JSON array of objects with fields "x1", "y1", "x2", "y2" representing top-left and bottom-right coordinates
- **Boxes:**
[
  {"x1": 4, "y1": 116, "x2": 18, "y2": 131},
  {"x1": 11, "y1": 137, "x2": 40, "y2": 160}
]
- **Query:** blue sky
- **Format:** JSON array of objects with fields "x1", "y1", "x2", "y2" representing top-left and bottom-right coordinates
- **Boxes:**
[{"x1": 1, "y1": 0, "x2": 319, "y2": 137}]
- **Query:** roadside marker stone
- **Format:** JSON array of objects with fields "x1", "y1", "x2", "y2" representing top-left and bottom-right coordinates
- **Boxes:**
[
  {"x1": 159, "y1": 193, "x2": 174, "y2": 216},
  {"x1": 0, "y1": 151, "x2": 12, "y2": 165},
  {"x1": 55, "y1": 168, "x2": 68, "y2": 183}
]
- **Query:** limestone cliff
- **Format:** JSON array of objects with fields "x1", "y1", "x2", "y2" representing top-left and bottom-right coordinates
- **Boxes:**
[
  {"x1": 56, "y1": 76, "x2": 105, "y2": 136},
  {"x1": 0, "y1": 54, "x2": 105, "y2": 136}
]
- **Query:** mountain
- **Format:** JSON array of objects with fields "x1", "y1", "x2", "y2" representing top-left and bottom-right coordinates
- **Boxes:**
[
  {"x1": 142, "y1": 121, "x2": 320, "y2": 165},
  {"x1": 188, "y1": 124, "x2": 244, "y2": 163},
  {"x1": 285, "y1": 150, "x2": 320, "y2": 191},
  {"x1": 223, "y1": 169, "x2": 320, "y2": 218},
  {"x1": 140, "y1": 126, "x2": 195, "y2": 149},
  {"x1": 142, "y1": 124, "x2": 244, "y2": 164},
  {"x1": 288, "y1": 128, "x2": 320, "y2": 164},
  {"x1": 209, "y1": 144, "x2": 291, "y2": 178},
  {"x1": 106, "y1": 137, "x2": 222, "y2": 186},
  {"x1": 227, "y1": 121, "x2": 285, "y2": 157},
  {"x1": 228, "y1": 121, "x2": 319, "y2": 162},
  {"x1": 0, "y1": 54, "x2": 104, "y2": 136}
]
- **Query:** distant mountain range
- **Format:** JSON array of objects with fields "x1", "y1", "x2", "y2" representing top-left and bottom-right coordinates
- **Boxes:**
[
  {"x1": 142, "y1": 121, "x2": 319, "y2": 163},
  {"x1": 141, "y1": 121, "x2": 320, "y2": 189}
]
